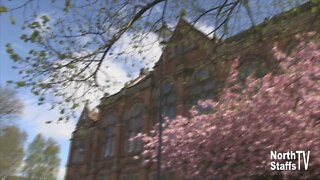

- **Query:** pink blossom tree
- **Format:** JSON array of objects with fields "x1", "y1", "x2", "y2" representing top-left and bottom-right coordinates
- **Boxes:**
[{"x1": 138, "y1": 34, "x2": 320, "y2": 180}]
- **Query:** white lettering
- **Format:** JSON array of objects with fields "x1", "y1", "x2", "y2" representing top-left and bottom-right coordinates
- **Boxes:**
[
  {"x1": 270, "y1": 151, "x2": 277, "y2": 160},
  {"x1": 303, "y1": 151, "x2": 310, "y2": 170},
  {"x1": 270, "y1": 151, "x2": 310, "y2": 171},
  {"x1": 296, "y1": 151, "x2": 304, "y2": 170},
  {"x1": 271, "y1": 162, "x2": 276, "y2": 170},
  {"x1": 292, "y1": 163, "x2": 296, "y2": 170}
]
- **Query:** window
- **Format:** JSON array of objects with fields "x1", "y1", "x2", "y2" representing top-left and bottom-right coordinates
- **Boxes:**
[
  {"x1": 125, "y1": 104, "x2": 143, "y2": 153},
  {"x1": 103, "y1": 114, "x2": 117, "y2": 157},
  {"x1": 122, "y1": 169, "x2": 138, "y2": 180},
  {"x1": 239, "y1": 59, "x2": 269, "y2": 81},
  {"x1": 97, "y1": 170, "x2": 110, "y2": 180},
  {"x1": 148, "y1": 171, "x2": 175, "y2": 180},
  {"x1": 97, "y1": 176, "x2": 110, "y2": 180},
  {"x1": 240, "y1": 61, "x2": 259, "y2": 80},
  {"x1": 285, "y1": 40, "x2": 299, "y2": 55},
  {"x1": 170, "y1": 41, "x2": 194, "y2": 58},
  {"x1": 89, "y1": 161, "x2": 96, "y2": 174},
  {"x1": 189, "y1": 68, "x2": 215, "y2": 113},
  {"x1": 156, "y1": 81, "x2": 176, "y2": 121},
  {"x1": 72, "y1": 140, "x2": 85, "y2": 163}
]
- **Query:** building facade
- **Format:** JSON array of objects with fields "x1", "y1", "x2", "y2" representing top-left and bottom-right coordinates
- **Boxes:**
[{"x1": 66, "y1": 3, "x2": 320, "y2": 180}]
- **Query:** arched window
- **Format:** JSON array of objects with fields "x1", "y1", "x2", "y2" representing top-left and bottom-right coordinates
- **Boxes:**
[
  {"x1": 97, "y1": 175, "x2": 110, "y2": 180},
  {"x1": 238, "y1": 55, "x2": 271, "y2": 82},
  {"x1": 239, "y1": 61, "x2": 263, "y2": 81},
  {"x1": 156, "y1": 81, "x2": 176, "y2": 121},
  {"x1": 285, "y1": 39, "x2": 299, "y2": 55},
  {"x1": 189, "y1": 67, "x2": 215, "y2": 112},
  {"x1": 121, "y1": 169, "x2": 138, "y2": 180},
  {"x1": 72, "y1": 139, "x2": 85, "y2": 163},
  {"x1": 125, "y1": 104, "x2": 143, "y2": 153},
  {"x1": 103, "y1": 113, "x2": 117, "y2": 157},
  {"x1": 97, "y1": 169, "x2": 111, "y2": 180},
  {"x1": 148, "y1": 171, "x2": 175, "y2": 180}
]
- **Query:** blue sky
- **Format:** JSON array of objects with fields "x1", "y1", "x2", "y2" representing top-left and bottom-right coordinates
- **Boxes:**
[
  {"x1": 0, "y1": 33, "x2": 73, "y2": 180},
  {"x1": 0, "y1": 1, "x2": 161, "y2": 179},
  {"x1": 0, "y1": 1, "x2": 77, "y2": 179}
]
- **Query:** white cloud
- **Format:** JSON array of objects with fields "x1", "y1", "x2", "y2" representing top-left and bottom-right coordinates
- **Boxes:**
[
  {"x1": 36, "y1": 118, "x2": 75, "y2": 140},
  {"x1": 194, "y1": 22, "x2": 215, "y2": 39},
  {"x1": 57, "y1": 167, "x2": 66, "y2": 180},
  {"x1": 13, "y1": 18, "x2": 164, "y2": 180},
  {"x1": 21, "y1": 93, "x2": 76, "y2": 140},
  {"x1": 113, "y1": 32, "x2": 162, "y2": 68},
  {"x1": 56, "y1": 31, "x2": 162, "y2": 108},
  {"x1": 17, "y1": 23, "x2": 163, "y2": 140}
]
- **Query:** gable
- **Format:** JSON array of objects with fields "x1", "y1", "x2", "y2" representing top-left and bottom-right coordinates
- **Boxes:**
[
  {"x1": 76, "y1": 104, "x2": 98, "y2": 129},
  {"x1": 162, "y1": 19, "x2": 214, "y2": 59}
]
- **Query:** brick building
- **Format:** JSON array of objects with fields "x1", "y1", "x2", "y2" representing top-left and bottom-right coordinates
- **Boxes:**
[{"x1": 66, "y1": 3, "x2": 320, "y2": 180}]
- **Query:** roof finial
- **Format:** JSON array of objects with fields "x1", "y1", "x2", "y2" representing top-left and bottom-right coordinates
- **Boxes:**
[
  {"x1": 155, "y1": 23, "x2": 172, "y2": 45},
  {"x1": 84, "y1": 100, "x2": 90, "y2": 111}
]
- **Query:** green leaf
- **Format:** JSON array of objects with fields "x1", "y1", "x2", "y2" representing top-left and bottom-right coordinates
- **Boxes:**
[
  {"x1": 33, "y1": 91, "x2": 40, "y2": 96},
  {"x1": 71, "y1": 103, "x2": 79, "y2": 109},
  {"x1": 180, "y1": 9, "x2": 186, "y2": 17},
  {"x1": 58, "y1": 54, "x2": 67, "y2": 60},
  {"x1": 0, "y1": 6, "x2": 8, "y2": 13},
  {"x1": 66, "y1": 64, "x2": 76, "y2": 69},
  {"x1": 64, "y1": 0, "x2": 71, "y2": 12},
  {"x1": 20, "y1": 34, "x2": 28, "y2": 42},
  {"x1": 41, "y1": 15, "x2": 50, "y2": 24},
  {"x1": 242, "y1": 0, "x2": 249, "y2": 9},
  {"x1": 28, "y1": 21, "x2": 40, "y2": 29},
  {"x1": 16, "y1": 81, "x2": 26, "y2": 88},
  {"x1": 39, "y1": 97, "x2": 45, "y2": 101},
  {"x1": 311, "y1": 7, "x2": 319, "y2": 13},
  {"x1": 8, "y1": 16, "x2": 16, "y2": 25},
  {"x1": 28, "y1": 49, "x2": 34, "y2": 54},
  {"x1": 10, "y1": 54, "x2": 20, "y2": 62},
  {"x1": 30, "y1": 31, "x2": 40, "y2": 41},
  {"x1": 144, "y1": 21, "x2": 152, "y2": 27}
]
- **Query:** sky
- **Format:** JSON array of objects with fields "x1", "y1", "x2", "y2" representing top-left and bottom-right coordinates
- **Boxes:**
[
  {"x1": 0, "y1": 0, "x2": 307, "y2": 179},
  {"x1": 1, "y1": 1, "x2": 86, "y2": 179},
  {"x1": 0, "y1": 1, "x2": 161, "y2": 179},
  {"x1": 0, "y1": 14, "x2": 74, "y2": 180},
  {"x1": 0, "y1": 3, "x2": 197, "y2": 179}
]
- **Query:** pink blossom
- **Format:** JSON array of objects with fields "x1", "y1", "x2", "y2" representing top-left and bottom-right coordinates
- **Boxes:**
[{"x1": 138, "y1": 35, "x2": 320, "y2": 179}]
